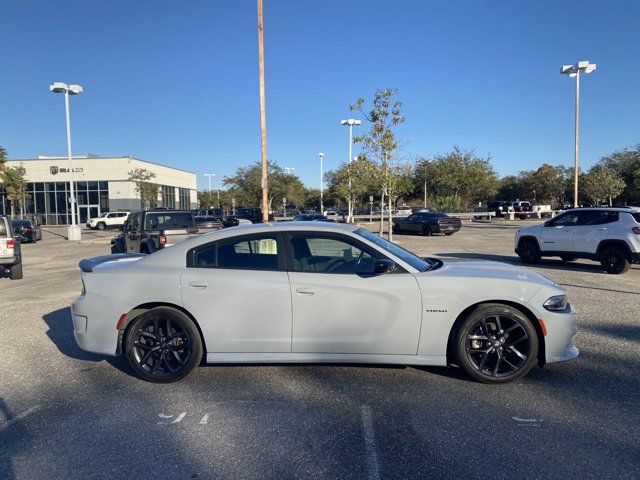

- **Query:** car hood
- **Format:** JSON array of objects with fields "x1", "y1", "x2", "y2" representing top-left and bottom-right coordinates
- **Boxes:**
[
  {"x1": 426, "y1": 260, "x2": 557, "y2": 287},
  {"x1": 516, "y1": 224, "x2": 543, "y2": 236}
]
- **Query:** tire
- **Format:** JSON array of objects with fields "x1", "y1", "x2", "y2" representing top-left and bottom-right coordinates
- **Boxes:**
[
  {"x1": 561, "y1": 256, "x2": 577, "y2": 262},
  {"x1": 9, "y1": 262, "x2": 23, "y2": 280},
  {"x1": 97, "y1": 222, "x2": 106, "y2": 231},
  {"x1": 455, "y1": 303, "x2": 538, "y2": 384},
  {"x1": 125, "y1": 307, "x2": 203, "y2": 383},
  {"x1": 422, "y1": 225, "x2": 432, "y2": 236},
  {"x1": 599, "y1": 246, "x2": 630, "y2": 274},
  {"x1": 392, "y1": 223, "x2": 401, "y2": 234},
  {"x1": 444, "y1": 232, "x2": 454, "y2": 236},
  {"x1": 518, "y1": 238, "x2": 541, "y2": 264}
]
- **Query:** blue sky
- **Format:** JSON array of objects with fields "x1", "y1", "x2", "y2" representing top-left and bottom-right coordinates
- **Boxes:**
[{"x1": 1, "y1": 0, "x2": 638, "y2": 190}]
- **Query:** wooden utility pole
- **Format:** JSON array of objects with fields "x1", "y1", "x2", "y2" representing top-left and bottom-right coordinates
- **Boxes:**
[{"x1": 257, "y1": 0, "x2": 269, "y2": 222}]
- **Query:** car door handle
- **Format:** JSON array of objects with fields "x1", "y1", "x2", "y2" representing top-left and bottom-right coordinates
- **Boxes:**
[
  {"x1": 189, "y1": 281, "x2": 208, "y2": 289},
  {"x1": 295, "y1": 287, "x2": 316, "y2": 295}
]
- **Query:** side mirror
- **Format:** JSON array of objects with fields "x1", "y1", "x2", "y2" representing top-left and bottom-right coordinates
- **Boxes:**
[{"x1": 373, "y1": 259, "x2": 397, "y2": 275}]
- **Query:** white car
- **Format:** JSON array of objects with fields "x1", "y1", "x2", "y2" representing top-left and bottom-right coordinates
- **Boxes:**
[
  {"x1": 86, "y1": 211, "x2": 130, "y2": 230},
  {"x1": 72, "y1": 222, "x2": 578, "y2": 383},
  {"x1": 515, "y1": 207, "x2": 640, "y2": 274}
]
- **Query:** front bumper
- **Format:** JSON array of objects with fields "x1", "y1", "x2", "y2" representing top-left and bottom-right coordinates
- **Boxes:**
[
  {"x1": 631, "y1": 252, "x2": 640, "y2": 264},
  {"x1": 540, "y1": 304, "x2": 579, "y2": 364}
]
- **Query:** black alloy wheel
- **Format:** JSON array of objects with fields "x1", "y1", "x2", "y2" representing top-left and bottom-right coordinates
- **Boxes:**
[
  {"x1": 456, "y1": 304, "x2": 538, "y2": 383},
  {"x1": 422, "y1": 225, "x2": 432, "y2": 236},
  {"x1": 392, "y1": 223, "x2": 401, "y2": 234},
  {"x1": 518, "y1": 239, "x2": 540, "y2": 264},
  {"x1": 125, "y1": 307, "x2": 202, "y2": 383},
  {"x1": 599, "y1": 246, "x2": 630, "y2": 274}
]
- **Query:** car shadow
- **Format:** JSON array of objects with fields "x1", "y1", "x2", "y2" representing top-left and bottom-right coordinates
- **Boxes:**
[
  {"x1": 42, "y1": 307, "x2": 134, "y2": 377},
  {"x1": 436, "y1": 252, "x2": 608, "y2": 274}
]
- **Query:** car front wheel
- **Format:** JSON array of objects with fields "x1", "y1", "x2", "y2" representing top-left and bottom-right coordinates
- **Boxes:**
[
  {"x1": 97, "y1": 222, "x2": 106, "y2": 230},
  {"x1": 125, "y1": 307, "x2": 203, "y2": 383},
  {"x1": 600, "y1": 246, "x2": 630, "y2": 274},
  {"x1": 518, "y1": 239, "x2": 540, "y2": 264},
  {"x1": 456, "y1": 304, "x2": 538, "y2": 383},
  {"x1": 422, "y1": 225, "x2": 432, "y2": 236}
]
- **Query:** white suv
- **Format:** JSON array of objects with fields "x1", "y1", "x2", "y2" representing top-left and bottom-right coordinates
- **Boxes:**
[
  {"x1": 515, "y1": 207, "x2": 640, "y2": 274},
  {"x1": 86, "y1": 212, "x2": 130, "y2": 231}
]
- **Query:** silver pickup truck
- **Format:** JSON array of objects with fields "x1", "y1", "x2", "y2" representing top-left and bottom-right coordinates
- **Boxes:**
[{"x1": 0, "y1": 215, "x2": 23, "y2": 280}]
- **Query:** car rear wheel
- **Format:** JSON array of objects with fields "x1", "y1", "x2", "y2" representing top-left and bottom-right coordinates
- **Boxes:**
[
  {"x1": 444, "y1": 232, "x2": 454, "y2": 236},
  {"x1": 456, "y1": 304, "x2": 538, "y2": 384},
  {"x1": 9, "y1": 262, "x2": 23, "y2": 280},
  {"x1": 125, "y1": 307, "x2": 202, "y2": 383},
  {"x1": 97, "y1": 222, "x2": 106, "y2": 231},
  {"x1": 518, "y1": 239, "x2": 540, "y2": 264},
  {"x1": 422, "y1": 225, "x2": 432, "y2": 236},
  {"x1": 599, "y1": 246, "x2": 630, "y2": 274}
]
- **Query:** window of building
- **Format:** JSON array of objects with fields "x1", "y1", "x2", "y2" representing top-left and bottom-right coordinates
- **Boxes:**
[
  {"x1": 161, "y1": 185, "x2": 176, "y2": 209},
  {"x1": 178, "y1": 188, "x2": 190, "y2": 210}
]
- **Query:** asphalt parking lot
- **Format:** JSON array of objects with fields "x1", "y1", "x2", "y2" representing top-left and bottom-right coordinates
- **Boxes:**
[{"x1": 1, "y1": 222, "x2": 638, "y2": 480}]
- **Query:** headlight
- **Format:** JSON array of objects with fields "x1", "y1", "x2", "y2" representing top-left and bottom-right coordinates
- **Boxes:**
[{"x1": 543, "y1": 295, "x2": 568, "y2": 312}]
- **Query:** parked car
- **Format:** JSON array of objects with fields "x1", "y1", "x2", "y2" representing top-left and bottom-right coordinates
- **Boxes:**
[
  {"x1": 292, "y1": 214, "x2": 332, "y2": 222},
  {"x1": 12, "y1": 219, "x2": 41, "y2": 243},
  {"x1": 0, "y1": 215, "x2": 22, "y2": 279},
  {"x1": 235, "y1": 207, "x2": 272, "y2": 223},
  {"x1": 395, "y1": 206, "x2": 413, "y2": 216},
  {"x1": 111, "y1": 210, "x2": 200, "y2": 254},
  {"x1": 392, "y1": 211, "x2": 462, "y2": 236},
  {"x1": 508, "y1": 201, "x2": 533, "y2": 219},
  {"x1": 87, "y1": 211, "x2": 130, "y2": 231},
  {"x1": 193, "y1": 215, "x2": 223, "y2": 231},
  {"x1": 474, "y1": 201, "x2": 509, "y2": 219},
  {"x1": 73, "y1": 222, "x2": 578, "y2": 383},
  {"x1": 515, "y1": 207, "x2": 640, "y2": 274}
]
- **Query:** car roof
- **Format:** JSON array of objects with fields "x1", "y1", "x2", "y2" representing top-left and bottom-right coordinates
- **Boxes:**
[{"x1": 565, "y1": 206, "x2": 640, "y2": 213}]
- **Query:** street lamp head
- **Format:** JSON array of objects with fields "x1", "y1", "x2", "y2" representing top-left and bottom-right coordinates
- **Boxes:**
[
  {"x1": 50, "y1": 82, "x2": 69, "y2": 93},
  {"x1": 560, "y1": 61, "x2": 596, "y2": 76},
  {"x1": 68, "y1": 84, "x2": 83, "y2": 95},
  {"x1": 340, "y1": 119, "x2": 362, "y2": 126},
  {"x1": 319, "y1": 152, "x2": 324, "y2": 158}
]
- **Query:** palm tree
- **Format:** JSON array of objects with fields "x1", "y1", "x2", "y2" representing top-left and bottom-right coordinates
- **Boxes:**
[
  {"x1": 0, "y1": 146, "x2": 7, "y2": 170},
  {"x1": 0, "y1": 165, "x2": 26, "y2": 218}
]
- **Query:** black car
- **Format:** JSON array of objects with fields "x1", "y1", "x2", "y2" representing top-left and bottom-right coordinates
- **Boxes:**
[
  {"x1": 235, "y1": 208, "x2": 274, "y2": 223},
  {"x1": 292, "y1": 214, "x2": 332, "y2": 222},
  {"x1": 11, "y1": 219, "x2": 41, "y2": 243},
  {"x1": 392, "y1": 211, "x2": 462, "y2": 236}
]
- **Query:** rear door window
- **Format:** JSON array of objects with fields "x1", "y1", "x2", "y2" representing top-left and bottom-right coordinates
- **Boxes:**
[{"x1": 189, "y1": 235, "x2": 281, "y2": 270}]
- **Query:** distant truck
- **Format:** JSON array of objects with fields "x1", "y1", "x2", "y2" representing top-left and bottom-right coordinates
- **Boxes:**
[{"x1": 111, "y1": 210, "x2": 201, "y2": 254}]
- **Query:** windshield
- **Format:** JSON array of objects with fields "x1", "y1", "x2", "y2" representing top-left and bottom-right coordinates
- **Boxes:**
[{"x1": 354, "y1": 228, "x2": 432, "y2": 271}]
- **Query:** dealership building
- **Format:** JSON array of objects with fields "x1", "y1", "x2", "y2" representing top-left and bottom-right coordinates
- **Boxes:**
[{"x1": 0, "y1": 155, "x2": 198, "y2": 225}]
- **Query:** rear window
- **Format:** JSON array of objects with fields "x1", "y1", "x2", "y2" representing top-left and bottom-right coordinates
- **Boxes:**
[
  {"x1": 0, "y1": 219, "x2": 7, "y2": 236},
  {"x1": 632, "y1": 213, "x2": 640, "y2": 223},
  {"x1": 144, "y1": 212, "x2": 194, "y2": 230}
]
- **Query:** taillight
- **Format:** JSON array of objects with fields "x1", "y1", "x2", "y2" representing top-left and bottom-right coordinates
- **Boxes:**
[
  {"x1": 159, "y1": 235, "x2": 167, "y2": 246},
  {"x1": 6, "y1": 239, "x2": 15, "y2": 249},
  {"x1": 633, "y1": 227, "x2": 640, "y2": 234}
]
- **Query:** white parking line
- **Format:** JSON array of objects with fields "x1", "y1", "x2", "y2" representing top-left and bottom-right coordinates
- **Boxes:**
[
  {"x1": 361, "y1": 405, "x2": 380, "y2": 480},
  {"x1": 199, "y1": 413, "x2": 210, "y2": 425},
  {"x1": 0, "y1": 405, "x2": 39, "y2": 431}
]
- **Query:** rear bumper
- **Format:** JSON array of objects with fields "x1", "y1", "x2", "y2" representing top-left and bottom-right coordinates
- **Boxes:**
[
  {"x1": 434, "y1": 223, "x2": 462, "y2": 233},
  {"x1": 0, "y1": 255, "x2": 18, "y2": 266},
  {"x1": 71, "y1": 293, "x2": 131, "y2": 356}
]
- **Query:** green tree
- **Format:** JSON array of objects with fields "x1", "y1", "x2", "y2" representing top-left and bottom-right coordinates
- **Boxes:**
[
  {"x1": 598, "y1": 144, "x2": 640, "y2": 205},
  {"x1": 0, "y1": 164, "x2": 27, "y2": 218},
  {"x1": 325, "y1": 156, "x2": 378, "y2": 215},
  {"x1": 128, "y1": 167, "x2": 160, "y2": 210},
  {"x1": 582, "y1": 165, "x2": 626, "y2": 205},
  {"x1": 0, "y1": 146, "x2": 7, "y2": 170},
  {"x1": 520, "y1": 164, "x2": 567, "y2": 205},
  {"x1": 350, "y1": 88, "x2": 405, "y2": 238},
  {"x1": 223, "y1": 160, "x2": 307, "y2": 212}
]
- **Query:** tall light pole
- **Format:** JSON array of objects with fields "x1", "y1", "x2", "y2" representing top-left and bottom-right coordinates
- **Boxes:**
[
  {"x1": 204, "y1": 173, "x2": 216, "y2": 210},
  {"x1": 340, "y1": 119, "x2": 361, "y2": 222},
  {"x1": 561, "y1": 60, "x2": 596, "y2": 207},
  {"x1": 318, "y1": 152, "x2": 324, "y2": 214},
  {"x1": 257, "y1": 0, "x2": 269, "y2": 222},
  {"x1": 50, "y1": 82, "x2": 83, "y2": 241}
]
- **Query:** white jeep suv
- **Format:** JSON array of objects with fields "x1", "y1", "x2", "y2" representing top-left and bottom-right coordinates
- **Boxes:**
[
  {"x1": 86, "y1": 211, "x2": 130, "y2": 231},
  {"x1": 515, "y1": 207, "x2": 640, "y2": 274}
]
